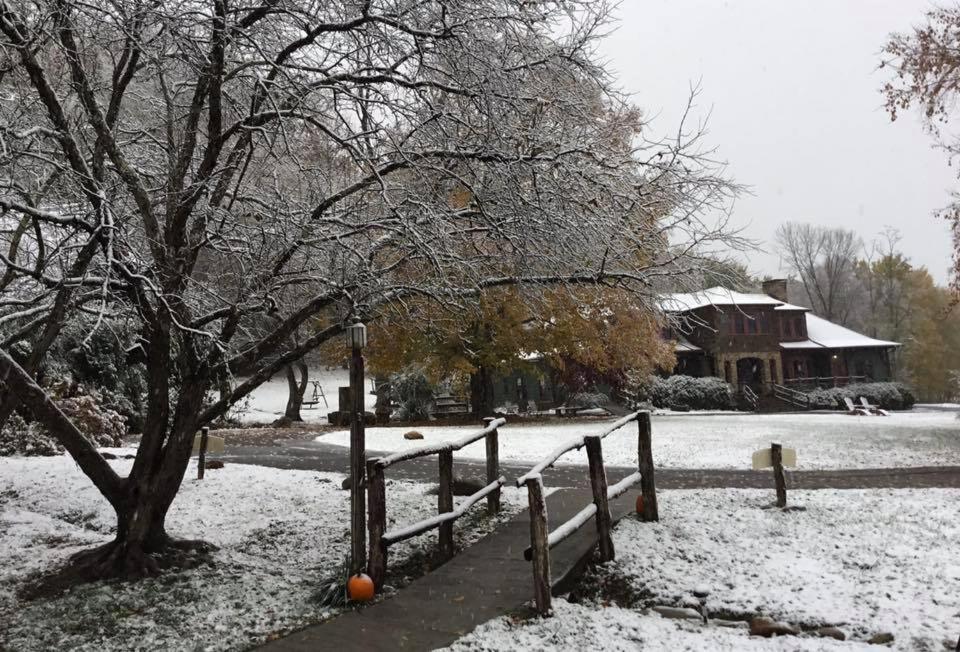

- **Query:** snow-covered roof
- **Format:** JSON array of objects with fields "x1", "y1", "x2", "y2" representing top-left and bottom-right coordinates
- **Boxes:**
[
  {"x1": 660, "y1": 287, "x2": 785, "y2": 312},
  {"x1": 661, "y1": 286, "x2": 898, "y2": 349},
  {"x1": 779, "y1": 339, "x2": 824, "y2": 350},
  {"x1": 801, "y1": 314, "x2": 899, "y2": 350},
  {"x1": 773, "y1": 302, "x2": 810, "y2": 312},
  {"x1": 673, "y1": 335, "x2": 702, "y2": 353}
]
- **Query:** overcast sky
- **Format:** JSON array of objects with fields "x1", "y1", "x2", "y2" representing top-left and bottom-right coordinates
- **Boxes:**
[{"x1": 599, "y1": 0, "x2": 955, "y2": 284}]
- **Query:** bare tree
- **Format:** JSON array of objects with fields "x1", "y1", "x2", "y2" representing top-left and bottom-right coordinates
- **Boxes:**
[
  {"x1": 0, "y1": 0, "x2": 737, "y2": 581},
  {"x1": 775, "y1": 223, "x2": 862, "y2": 323},
  {"x1": 882, "y1": 6, "x2": 960, "y2": 300}
]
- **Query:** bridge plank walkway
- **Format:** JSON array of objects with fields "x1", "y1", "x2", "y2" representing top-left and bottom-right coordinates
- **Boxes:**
[{"x1": 258, "y1": 487, "x2": 635, "y2": 651}]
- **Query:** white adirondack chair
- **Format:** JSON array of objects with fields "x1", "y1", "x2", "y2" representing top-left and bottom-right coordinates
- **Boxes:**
[
  {"x1": 842, "y1": 396, "x2": 870, "y2": 416},
  {"x1": 859, "y1": 397, "x2": 889, "y2": 416}
]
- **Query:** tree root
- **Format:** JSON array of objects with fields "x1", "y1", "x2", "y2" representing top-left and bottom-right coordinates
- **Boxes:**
[{"x1": 19, "y1": 535, "x2": 217, "y2": 601}]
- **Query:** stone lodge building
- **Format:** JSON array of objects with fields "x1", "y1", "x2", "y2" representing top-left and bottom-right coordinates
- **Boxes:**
[{"x1": 661, "y1": 280, "x2": 900, "y2": 391}]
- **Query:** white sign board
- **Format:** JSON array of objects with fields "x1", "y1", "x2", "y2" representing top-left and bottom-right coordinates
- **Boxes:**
[
  {"x1": 192, "y1": 434, "x2": 225, "y2": 455},
  {"x1": 752, "y1": 447, "x2": 796, "y2": 470}
]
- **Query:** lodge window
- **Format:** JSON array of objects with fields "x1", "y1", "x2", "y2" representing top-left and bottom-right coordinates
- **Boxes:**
[
  {"x1": 794, "y1": 317, "x2": 803, "y2": 337},
  {"x1": 737, "y1": 314, "x2": 746, "y2": 334},
  {"x1": 784, "y1": 318, "x2": 793, "y2": 337},
  {"x1": 747, "y1": 316, "x2": 758, "y2": 334}
]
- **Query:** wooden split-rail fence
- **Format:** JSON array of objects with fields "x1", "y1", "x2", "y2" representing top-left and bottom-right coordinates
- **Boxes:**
[
  {"x1": 363, "y1": 411, "x2": 658, "y2": 612},
  {"x1": 515, "y1": 410, "x2": 658, "y2": 615},
  {"x1": 366, "y1": 417, "x2": 505, "y2": 590}
]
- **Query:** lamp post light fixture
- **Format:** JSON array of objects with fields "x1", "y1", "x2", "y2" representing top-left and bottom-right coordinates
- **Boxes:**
[
  {"x1": 348, "y1": 320, "x2": 367, "y2": 350},
  {"x1": 348, "y1": 319, "x2": 367, "y2": 574}
]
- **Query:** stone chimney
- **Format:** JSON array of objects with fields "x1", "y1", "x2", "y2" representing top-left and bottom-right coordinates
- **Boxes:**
[{"x1": 762, "y1": 278, "x2": 788, "y2": 303}]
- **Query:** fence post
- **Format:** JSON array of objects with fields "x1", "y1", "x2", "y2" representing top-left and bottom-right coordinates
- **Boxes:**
[
  {"x1": 637, "y1": 412, "x2": 659, "y2": 522},
  {"x1": 366, "y1": 459, "x2": 387, "y2": 590},
  {"x1": 483, "y1": 417, "x2": 500, "y2": 515},
  {"x1": 438, "y1": 449, "x2": 454, "y2": 559},
  {"x1": 584, "y1": 435, "x2": 614, "y2": 562},
  {"x1": 197, "y1": 426, "x2": 209, "y2": 480},
  {"x1": 525, "y1": 474, "x2": 552, "y2": 615},
  {"x1": 771, "y1": 442, "x2": 787, "y2": 508}
]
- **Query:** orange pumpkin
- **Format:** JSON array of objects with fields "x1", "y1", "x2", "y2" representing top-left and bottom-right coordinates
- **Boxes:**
[
  {"x1": 636, "y1": 495, "x2": 645, "y2": 515},
  {"x1": 347, "y1": 573, "x2": 375, "y2": 602}
]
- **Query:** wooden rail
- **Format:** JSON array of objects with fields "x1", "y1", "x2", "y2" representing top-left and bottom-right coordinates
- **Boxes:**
[
  {"x1": 784, "y1": 375, "x2": 870, "y2": 389},
  {"x1": 519, "y1": 411, "x2": 657, "y2": 615},
  {"x1": 514, "y1": 411, "x2": 643, "y2": 487},
  {"x1": 366, "y1": 416, "x2": 505, "y2": 590},
  {"x1": 772, "y1": 383, "x2": 811, "y2": 409}
]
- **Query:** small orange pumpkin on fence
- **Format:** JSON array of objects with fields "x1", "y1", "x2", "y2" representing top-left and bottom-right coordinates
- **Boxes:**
[
  {"x1": 636, "y1": 495, "x2": 645, "y2": 515},
  {"x1": 347, "y1": 573, "x2": 375, "y2": 602}
]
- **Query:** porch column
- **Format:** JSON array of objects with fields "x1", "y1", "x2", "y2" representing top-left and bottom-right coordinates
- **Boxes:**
[
  {"x1": 759, "y1": 354, "x2": 771, "y2": 384},
  {"x1": 758, "y1": 354, "x2": 772, "y2": 394},
  {"x1": 728, "y1": 355, "x2": 738, "y2": 386}
]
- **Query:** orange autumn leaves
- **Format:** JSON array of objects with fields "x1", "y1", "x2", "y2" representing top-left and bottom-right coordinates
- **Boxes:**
[{"x1": 362, "y1": 287, "x2": 674, "y2": 387}]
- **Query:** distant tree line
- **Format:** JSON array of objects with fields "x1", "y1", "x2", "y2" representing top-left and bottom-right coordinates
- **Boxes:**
[{"x1": 772, "y1": 223, "x2": 959, "y2": 402}]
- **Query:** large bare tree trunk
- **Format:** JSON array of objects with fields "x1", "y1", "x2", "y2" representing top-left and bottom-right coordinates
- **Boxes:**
[
  {"x1": 284, "y1": 359, "x2": 308, "y2": 421},
  {"x1": 0, "y1": 332, "x2": 210, "y2": 583}
]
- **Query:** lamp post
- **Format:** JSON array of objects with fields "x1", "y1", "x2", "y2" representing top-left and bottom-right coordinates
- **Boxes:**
[{"x1": 348, "y1": 320, "x2": 367, "y2": 574}]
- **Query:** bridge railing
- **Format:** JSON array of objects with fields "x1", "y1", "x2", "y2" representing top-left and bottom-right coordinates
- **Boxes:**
[
  {"x1": 366, "y1": 417, "x2": 505, "y2": 591},
  {"x1": 515, "y1": 411, "x2": 657, "y2": 614}
]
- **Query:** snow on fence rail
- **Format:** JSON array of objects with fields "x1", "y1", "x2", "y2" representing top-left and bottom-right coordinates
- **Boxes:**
[
  {"x1": 519, "y1": 411, "x2": 658, "y2": 615},
  {"x1": 514, "y1": 411, "x2": 642, "y2": 487},
  {"x1": 365, "y1": 416, "x2": 506, "y2": 591}
]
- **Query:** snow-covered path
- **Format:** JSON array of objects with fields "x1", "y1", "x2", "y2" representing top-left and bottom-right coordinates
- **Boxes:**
[{"x1": 318, "y1": 410, "x2": 960, "y2": 470}]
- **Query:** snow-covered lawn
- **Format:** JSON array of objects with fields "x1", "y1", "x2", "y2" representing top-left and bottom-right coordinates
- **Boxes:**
[
  {"x1": 319, "y1": 411, "x2": 960, "y2": 470},
  {"x1": 0, "y1": 453, "x2": 525, "y2": 651},
  {"x1": 447, "y1": 488, "x2": 960, "y2": 651},
  {"x1": 444, "y1": 599, "x2": 871, "y2": 651},
  {"x1": 235, "y1": 366, "x2": 377, "y2": 425}
]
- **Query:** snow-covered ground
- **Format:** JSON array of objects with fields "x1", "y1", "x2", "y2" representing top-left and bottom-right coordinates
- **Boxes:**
[
  {"x1": 319, "y1": 411, "x2": 960, "y2": 470},
  {"x1": 447, "y1": 488, "x2": 960, "y2": 651},
  {"x1": 444, "y1": 599, "x2": 870, "y2": 651},
  {"x1": 0, "y1": 453, "x2": 526, "y2": 651},
  {"x1": 234, "y1": 366, "x2": 377, "y2": 425}
]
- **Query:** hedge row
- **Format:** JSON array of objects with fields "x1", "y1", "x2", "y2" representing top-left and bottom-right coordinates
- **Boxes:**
[
  {"x1": 805, "y1": 382, "x2": 916, "y2": 411},
  {"x1": 641, "y1": 375, "x2": 737, "y2": 411}
]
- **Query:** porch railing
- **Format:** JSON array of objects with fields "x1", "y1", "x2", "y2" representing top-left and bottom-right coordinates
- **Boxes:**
[
  {"x1": 784, "y1": 375, "x2": 870, "y2": 390},
  {"x1": 772, "y1": 383, "x2": 812, "y2": 409}
]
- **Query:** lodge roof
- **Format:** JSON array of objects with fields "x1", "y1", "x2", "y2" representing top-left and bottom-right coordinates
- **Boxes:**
[
  {"x1": 674, "y1": 334, "x2": 702, "y2": 352},
  {"x1": 662, "y1": 286, "x2": 900, "y2": 350},
  {"x1": 660, "y1": 286, "x2": 809, "y2": 312},
  {"x1": 791, "y1": 314, "x2": 900, "y2": 350}
]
